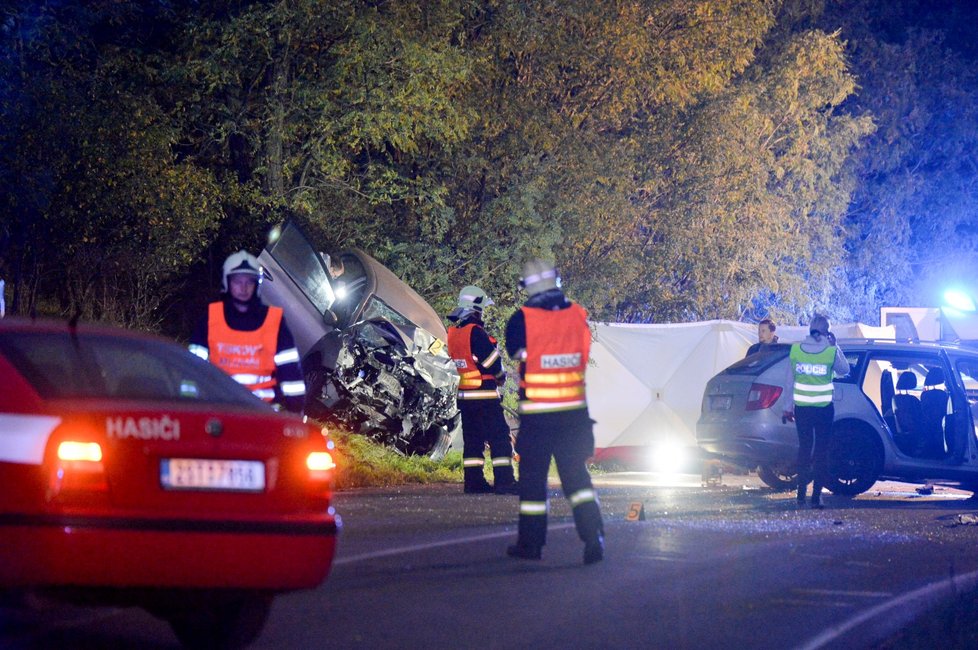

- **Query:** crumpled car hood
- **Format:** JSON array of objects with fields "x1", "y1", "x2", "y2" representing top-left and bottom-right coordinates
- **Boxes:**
[{"x1": 307, "y1": 318, "x2": 460, "y2": 458}]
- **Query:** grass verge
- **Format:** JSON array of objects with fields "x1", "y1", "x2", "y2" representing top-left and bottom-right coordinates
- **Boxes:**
[
  {"x1": 324, "y1": 424, "x2": 596, "y2": 489},
  {"x1": 328, "y1": 427, "x2": 463, "y2": 489}
]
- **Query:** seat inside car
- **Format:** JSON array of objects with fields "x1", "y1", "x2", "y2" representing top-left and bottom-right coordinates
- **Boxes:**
[
  {"x1": 920, "y1": 367, "x2": 950, "y2": 459},
  {"x1": 892, "y1": 371, "x2": 924, "y2": 455},
  {"x1": 880, "y1": 369, "x2": 897, "y2": 434}
]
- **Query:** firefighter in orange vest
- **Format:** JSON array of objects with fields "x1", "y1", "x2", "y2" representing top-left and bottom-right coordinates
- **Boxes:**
[
  {"x1": 503, "y1": 259, "x2": 604, "y2": 564},
  {"x1": 447, "y1": 286, "x2": 518, "y2": 494},
  {"x1": 189, "y1": 251, "x2": 306, "y2": 413}
]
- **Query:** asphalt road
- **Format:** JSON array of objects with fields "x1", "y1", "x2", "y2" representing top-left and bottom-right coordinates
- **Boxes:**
[{"x1": 5, "y1": 472, "x2": 978, "y2": 649}]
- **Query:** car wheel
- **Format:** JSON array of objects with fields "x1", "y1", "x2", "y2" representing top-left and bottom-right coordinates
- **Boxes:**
[
  {"x1": 757, "y1": 462, "x2": 798, "y2": 491},
  {"x1": 166, "y1": 592, "x2": 272, "y2": 650},
  {"x1": 827, "y1": 426, "x2": 882, "y2": 497}
]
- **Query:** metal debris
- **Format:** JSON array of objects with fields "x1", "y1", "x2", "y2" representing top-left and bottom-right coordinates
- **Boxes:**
[{"x1": 306, "y1": 319, "x2": 460, "y2": 458}]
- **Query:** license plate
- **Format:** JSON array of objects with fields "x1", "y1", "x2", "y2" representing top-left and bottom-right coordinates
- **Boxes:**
[
  {"x1": 161, "y1": 458, "x2": 265, "y2": 492},
  {"x1": 710, "y1": 395, "x2": 732, "y2": 411}
]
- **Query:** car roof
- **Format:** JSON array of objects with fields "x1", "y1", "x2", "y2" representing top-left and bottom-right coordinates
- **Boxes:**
[{"x1": 835, "y1": 338, "x2": 978, "y2": 354}]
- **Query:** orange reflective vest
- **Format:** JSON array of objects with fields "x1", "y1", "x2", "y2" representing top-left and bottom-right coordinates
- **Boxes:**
[
  {"x1": 519, "y1": 303, "x2": 590, "y2": 414},
  {"x1": 207, "y1": 302, "x2": 282, "y2": 402},
  {"x1": 447, "y1": 324, "x2": 500, "y2": 400}
]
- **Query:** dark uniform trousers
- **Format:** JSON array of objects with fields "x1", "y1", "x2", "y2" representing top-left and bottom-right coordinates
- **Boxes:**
[
  {"x1": 795, "y1": 403, "x2": 835, "y2": 499},
  {"x1": 460, "y1": 398, "x2": 515, "y2": 488},
  {"x1": 515, "y1": 409, "x2": 603, "y2": 548}
]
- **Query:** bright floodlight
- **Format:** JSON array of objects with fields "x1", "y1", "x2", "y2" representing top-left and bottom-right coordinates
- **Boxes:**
[
  {"x1": 943, "y1": 289, "x2": 976, "y2": 312},
  {"x1": 651, "y1": 439, "x2": 687, "y2": 474}
]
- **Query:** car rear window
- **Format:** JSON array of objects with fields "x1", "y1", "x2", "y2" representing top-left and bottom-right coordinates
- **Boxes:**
[
  {"x1": 722, "y1": 344, "x2": 791, "y2": 376},
  {"x1": 0, "y1": 331, "x2": 265, "y2": 407}
]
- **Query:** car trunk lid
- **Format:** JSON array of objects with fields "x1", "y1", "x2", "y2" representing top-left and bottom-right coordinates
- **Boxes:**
[{"x1": 46, "y1": 400, "x2": 325, "y2": 517}]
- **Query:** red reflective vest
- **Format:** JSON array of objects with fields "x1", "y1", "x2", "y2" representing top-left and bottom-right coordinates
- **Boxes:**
[
  {"x1": 207, "y1": 302, "x2": 282, "y2": 402},
  {"x1": 447, "y1": 324, "x2": 500, "y2": 400},
  {"x1": 519, "y1": 303, "x2": 590, "y2": 414}
]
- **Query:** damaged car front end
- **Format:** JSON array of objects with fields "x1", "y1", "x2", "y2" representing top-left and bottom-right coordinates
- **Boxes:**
[{"x1": 258, "y1": 220, "x2": 460, "y2": 458}]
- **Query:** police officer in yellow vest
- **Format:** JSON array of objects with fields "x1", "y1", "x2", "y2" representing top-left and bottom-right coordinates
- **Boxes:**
[
  {"x1": 782, "y1": 315, "x2": 849, "y2": 509},
  {"x1": 189, "y1": 251, "x2": 306, "y2": 413},
  {"x1": 503, "y1": 260, "x2": 604, "y2": 564},
  {"x1": 447, "y1": 286, "x2": 518, "y2": 494}
]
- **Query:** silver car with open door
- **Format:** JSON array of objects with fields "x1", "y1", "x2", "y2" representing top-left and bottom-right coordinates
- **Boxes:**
[
  {"x1": 698, "y1": 339, "x2": 978, "y2": 496},
  {"x1": 258, "y1": 220, "x2": 460, "y2": 458}
]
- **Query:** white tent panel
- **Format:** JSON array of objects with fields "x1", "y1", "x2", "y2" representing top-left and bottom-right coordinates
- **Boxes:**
[{"x1": 589, "y1": 321, "x2": 755, "y2": 450}]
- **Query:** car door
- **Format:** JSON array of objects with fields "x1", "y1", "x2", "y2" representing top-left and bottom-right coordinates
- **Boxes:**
[
  {"x1": 944, "y1": 350, "x2": 978, "y2": 464},
  {"x1": 259, "y1": 221, "x2": 339, "y2": 358}
]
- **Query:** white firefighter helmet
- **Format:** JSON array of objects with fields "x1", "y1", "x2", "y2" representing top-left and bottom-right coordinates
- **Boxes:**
[
  {"x1": 221, "y1": 250, "x2": 262, "y2": 293},
  {"x1": 520, "y1": 259, "x2": 560, "y2": 296},
  {"x1": 457, "y1": 285, "x2": 494, "y2": 311},
  {"x1": 448, "y1": 285, "x2": 493, "y2": 322}
]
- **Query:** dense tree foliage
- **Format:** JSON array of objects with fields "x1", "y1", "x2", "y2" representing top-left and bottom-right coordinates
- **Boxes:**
[{"x1": 1, "y1": 0, "x2": 975, "y2": 333}]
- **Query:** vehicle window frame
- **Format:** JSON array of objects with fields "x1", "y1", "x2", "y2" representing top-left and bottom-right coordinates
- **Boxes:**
[
  {"x1": 265, "y1": 221, "x2": 336, "y2": 317},
  {"x1": 953, "y1": 355, "x2": 978, "y2": 405},
  {"x1": 833, "y1": 349, "x2": 864, "y2": 385},
  {"x1": 331, "y1": 252, "x2": 371, "y2": 325},
  {"x1": 949, "y1": 352, "x2": 978, "y2": 445},
  {"x1": 361, "y1": 296, "x2": 415, "y2": 329}
]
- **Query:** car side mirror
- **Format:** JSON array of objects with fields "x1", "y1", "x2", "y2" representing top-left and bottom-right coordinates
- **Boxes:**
[{"x1": 323, "y1": 308, "x2": 338, "y2": 327}]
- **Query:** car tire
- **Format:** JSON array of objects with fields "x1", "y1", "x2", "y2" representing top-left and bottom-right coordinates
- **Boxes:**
[
  {"x1": 165, "y1": 592, "x2": 272, "y2": 650},
  {"x1": 826, "y1": 424, "x2": 882, "y2": 497},
  {"x1": 757, "y1": 462, "x2": 799, "y2": 491}
]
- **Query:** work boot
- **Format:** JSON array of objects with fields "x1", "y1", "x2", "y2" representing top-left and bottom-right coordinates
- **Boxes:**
[
  {"x1": 583, "y1": 535, "x2": 604, "y2": 565},
  {"x1": 506, "y1": 543, "x2": 542, "y2": 560}
]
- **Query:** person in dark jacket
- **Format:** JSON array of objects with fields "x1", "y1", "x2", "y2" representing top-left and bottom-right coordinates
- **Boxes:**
[
  {"x1": 782, "y1": 314, "x2": 850, "y2": 508},
  {"x1": 503, "y1": 259, "x2": 604, "y2": 565},
  {"x1": 745, "y1": 319, "x2": 779, "y2": 357},
  {"x1": 189, "y1": 251, "x2": 306, "y2": 413},
  {"x1": 446, "y1": 285, "x2": 518, "y2": 494}
]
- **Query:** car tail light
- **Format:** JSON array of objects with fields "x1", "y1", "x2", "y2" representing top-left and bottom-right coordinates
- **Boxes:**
[
  {"x1": 58, "y1": 441, "x2": 103, "y2": 462},
  {"x1": 306, "y1": 451, "x2": 335, "y2": 476},
  {"x1": 49, "y1": 440, "x2": 108, "y2": 498},
  {"x1": 746, "y1": 383, "x2": 782, "y2": 411}
]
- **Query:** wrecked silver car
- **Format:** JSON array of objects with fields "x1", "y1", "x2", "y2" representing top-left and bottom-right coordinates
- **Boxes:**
[{"x1": 258, "y1": 220, "x2": 460, "y2": 458}]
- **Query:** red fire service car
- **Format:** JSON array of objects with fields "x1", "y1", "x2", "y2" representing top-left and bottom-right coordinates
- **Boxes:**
[{"x1": 0, "y1": 318, "x2": 339, "y2": 648}]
